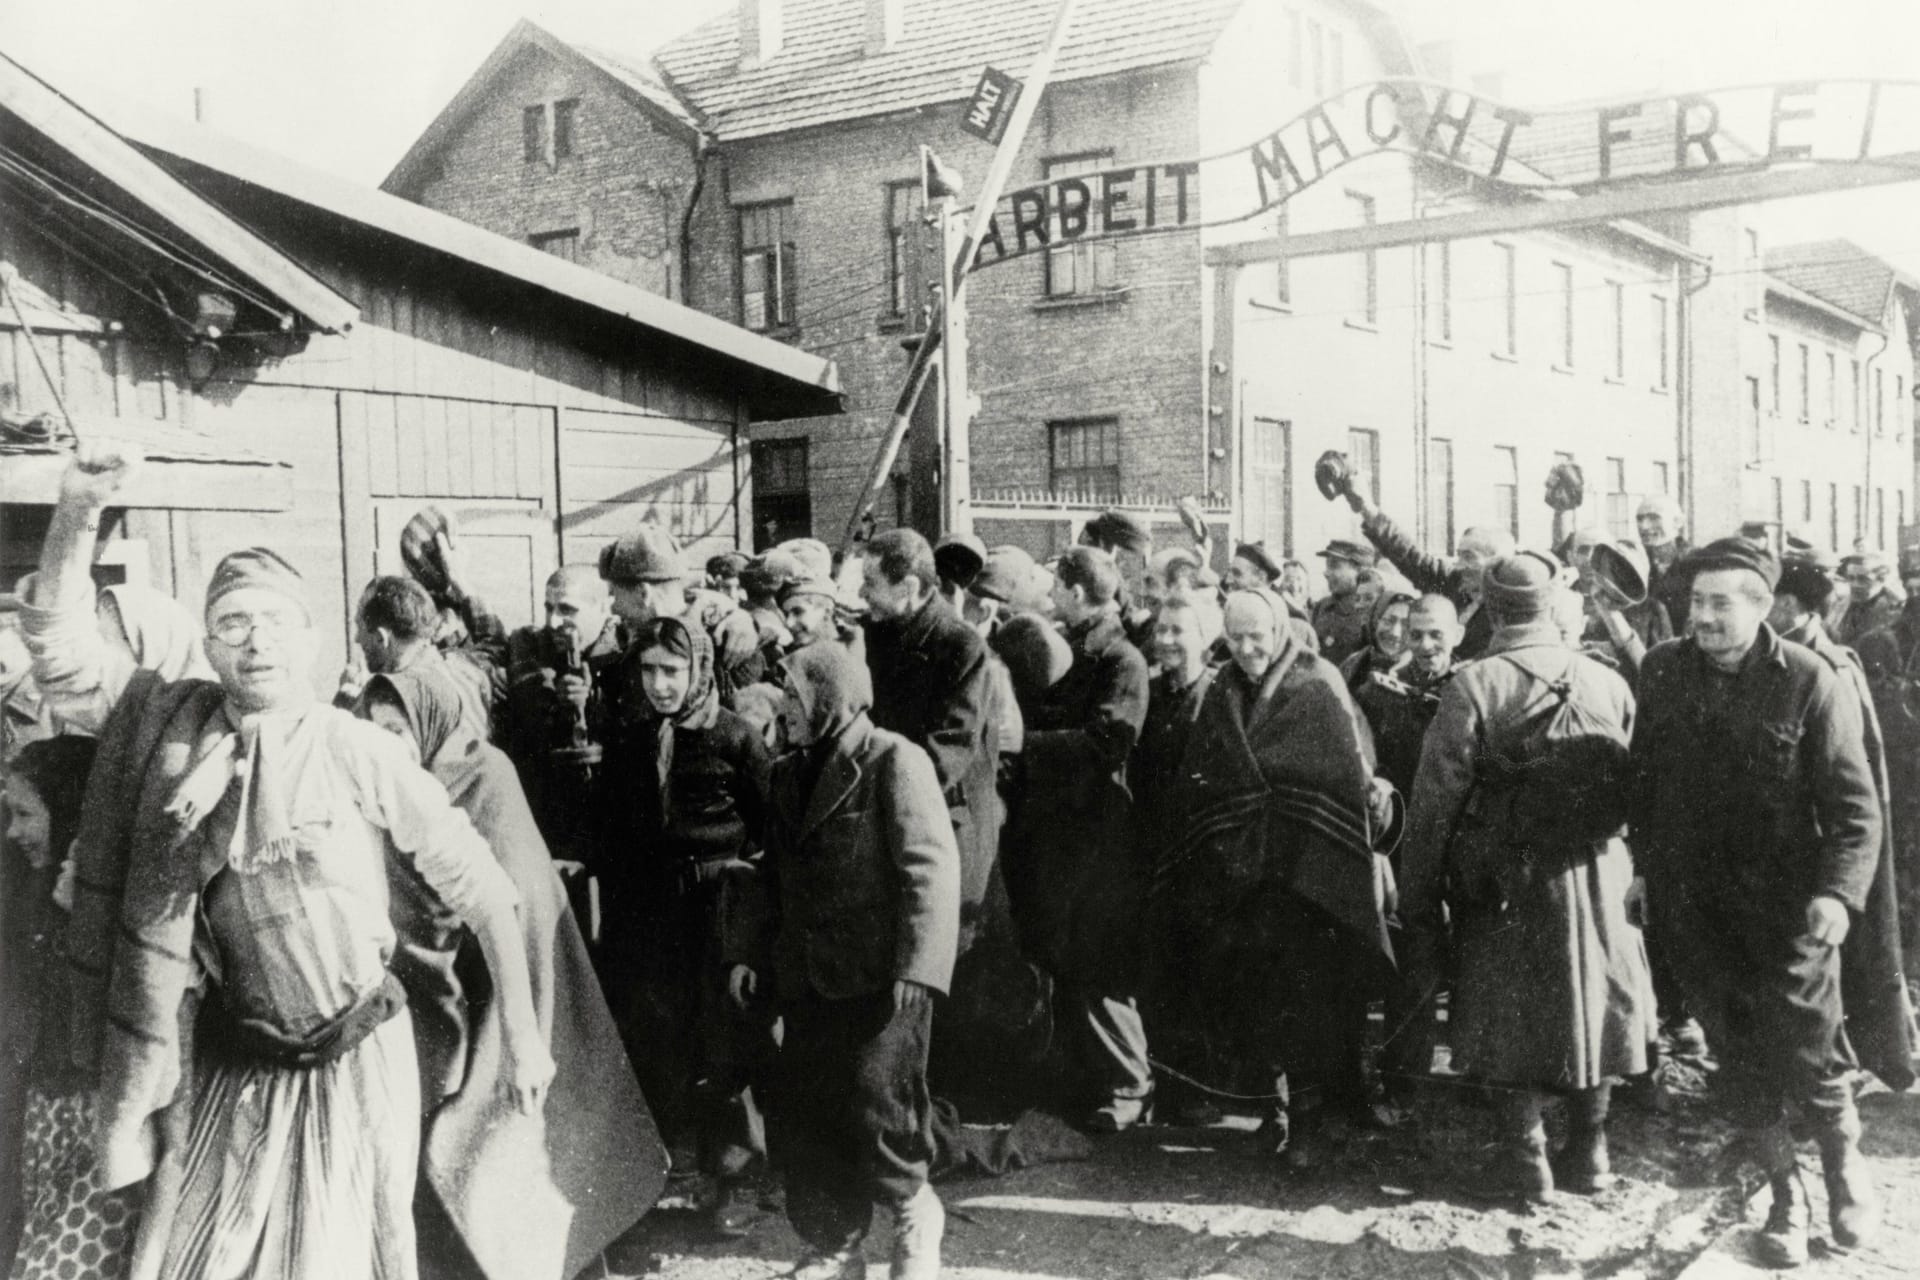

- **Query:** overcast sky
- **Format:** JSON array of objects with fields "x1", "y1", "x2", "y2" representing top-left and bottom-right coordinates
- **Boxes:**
[{"x1": 11, "y1": 0, "x2": 1920, "y2": 269}]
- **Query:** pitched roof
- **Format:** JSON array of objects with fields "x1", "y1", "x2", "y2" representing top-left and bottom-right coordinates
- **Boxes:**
[
  {"x1": 382, "y1": 19, "x2": 701, "y2": 198},
  {"x1": 1765, "y1": 239, "x2": 1918, "y2": 327},
  {"x1": 652, "y1": 0, "x2": 1245, "y2": 141},
  {"x1": 0, "y1": 51, "x2": 358, "y2": 334},
  {"x1": 96, "y1": 105, "x2": 841, "y2": 420}
]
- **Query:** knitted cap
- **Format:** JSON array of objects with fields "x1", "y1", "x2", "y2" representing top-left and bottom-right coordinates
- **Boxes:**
[
  {"x1": 972, "y1": 545, "x2": 1038, "y2": 604},
  {"x1": 1480, "y1": 551, "x2": 1561, "y2": 615},
  {"x1": 206, "y1": 547, "x2": 311, "y2": 619},
  {"x1": 1685, "y1": 536, "x2": 1781, "y2": 592},
  {"x1": 600, "y1": 526, "x2": 684, "y2": 584}
]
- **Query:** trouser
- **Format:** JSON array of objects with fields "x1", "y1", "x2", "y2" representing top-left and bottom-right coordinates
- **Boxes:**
[
  {"x1": 1064, "y1": 988, "x2": 1153, "y2": 1105},
  {"x1": 603, "y1": 877, "x2": 774, "y2": 1177},
  {"x1": 775, "y1": 990, "x2": 935, "y2": 1254},
  {"x1": 1662, "y1": 897, "x2": 1856, "y2": 1133}
]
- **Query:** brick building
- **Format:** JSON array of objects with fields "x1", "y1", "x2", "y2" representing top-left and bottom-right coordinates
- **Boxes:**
[{"x1": 388, "y1": 0, "x2": 1915, "y2": 566}]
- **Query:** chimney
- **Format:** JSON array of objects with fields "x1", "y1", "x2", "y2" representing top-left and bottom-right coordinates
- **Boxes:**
[
  {"x1": 864, "y1": 0, "x2": 905, "y2": 55},
  {"x1": 738, "y1": 0, "x2": 784, "y2": 69}
]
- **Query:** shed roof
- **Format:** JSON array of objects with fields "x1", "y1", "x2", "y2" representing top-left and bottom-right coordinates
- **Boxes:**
[
  {"x1": 0, "y1": 51, "x2": 358, "y2": 334},
  {"x1": 652, "y1": 0, "x2": 1244, "y2": 141},
  {"x1": 97, "y1": 105, "x2": 842, "y2": 421},
  {"x1": 1765, "y1": 238, "x2": 1919, "y2": 328}
]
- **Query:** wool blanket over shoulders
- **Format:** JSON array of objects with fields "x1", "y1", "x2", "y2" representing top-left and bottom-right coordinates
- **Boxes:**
[{"x1": 1151, "y1": 648, "x2": 1394, "y2": 973}]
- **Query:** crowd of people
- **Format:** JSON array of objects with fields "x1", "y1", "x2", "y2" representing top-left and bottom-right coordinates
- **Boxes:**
[{"x1": 2, "y1": 443, "x2": 1918, "y2": 1280}]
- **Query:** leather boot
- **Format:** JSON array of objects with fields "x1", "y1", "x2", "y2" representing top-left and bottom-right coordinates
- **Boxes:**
[
  {"x1": 1552, "y1": 1085, "x2": 1617, "y2": 1194},
  {"x1": 1282, "y1": 1102, "x2": 1351, "y2": 1173},
  {"x1": 1751, "y1": 1124, "x2": 1809, "y2": 1269},
  {"x1": 790, "y1": 1250, "x2": 867, "y2": 1280},
  {"x1": 1472, "y1": 1090, "x2": 1552, "y2": 1202},
  {"x1": 889, "y1": 1183, "x2": 944, "y2": 1280},
  {"x1": 1816, "y1": 1110, "x2": 1881, "y2": 1250}
]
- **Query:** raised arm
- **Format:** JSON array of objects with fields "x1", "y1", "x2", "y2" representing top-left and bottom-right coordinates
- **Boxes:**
[
  {"x1": 1346, "y1": 489, "x2": 1458, "y2": 598},
  {"x1": 22, "y1": 448, "x2": 143, "y2": 733}
]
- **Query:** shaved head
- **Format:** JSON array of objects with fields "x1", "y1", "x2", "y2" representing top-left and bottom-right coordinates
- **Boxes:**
[
  {"x1": 1406, "y1": 593, "x2": 1460, "y2": 677},
  {"x1": 548, "y1": 563, "x2": 608, "y2": 597}
]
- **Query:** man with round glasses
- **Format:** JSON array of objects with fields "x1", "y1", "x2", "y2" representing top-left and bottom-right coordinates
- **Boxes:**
[{"x1": 21, "y1": 445, "x2": 555, "y2": 1280}]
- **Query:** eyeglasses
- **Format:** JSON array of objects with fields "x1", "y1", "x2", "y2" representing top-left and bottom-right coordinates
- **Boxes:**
[{"x1": 210, "y1": 612, "x2": 304, "y2": 647}]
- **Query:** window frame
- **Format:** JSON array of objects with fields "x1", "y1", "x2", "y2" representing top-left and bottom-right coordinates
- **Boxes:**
[
  {"x1": 1493, "y1": 445, "x2": 1520, "y2": 541},
  {"x1": 1606, "y1": 280, "x2": 1624, "y2": 380},
  {"x1": 1551, "y1": 261, "x2": 1574, "y2": 369},
  {"x1": 528, "y1": 228, "x2": 580, "y2": 262},
  {"x1": 1346, "y1": 190, "x2": 1378, "y2": 327},
  {"x1": 1047, "y1": 417, "x2": 1123, "y2": 499},
  {"x1": 1494, "y1": 241, "x2": 1517, "y2": 357},
  {"x1": 1797, "y1": 342, "x2": 1810, "y2": 423},
  {"x1": 750, "y1": 438, "x2": 812, "y2": 549},
  {"x1": 1651, "y1": 293, "x2": 1670, "y2": 390},
  {"x1": 1424, "y1": 437, "x2": 1455, "y2": 552},
  {"x1": 552, "y1": 98, "x2": 578, "y2": 160},
  {"x1": 737, "y1": 200, "x2": 798, "y2": 333},
  {"x1": 884, "y1": 179, "x2": 928, "y2": 324},
  {"x1": 1041, "y1": 151, "x2": 1121, "y2": 299}
]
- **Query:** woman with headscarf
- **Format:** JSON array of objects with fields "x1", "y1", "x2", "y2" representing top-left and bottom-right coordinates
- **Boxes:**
[
  {"x1": 724, "y1": 641, "x2": 959, "y2": 1280},
  {"x1": 1147, "y1": 588, "x2": 1394, "y2": 1171},
  {"x1": 598, "y1": 614, "x2": 773, "y2": 1232},
  {"x1": 360, "y1": 668, "x2": 661, "y2": 1280},
  {"x1": 25, "y1": 581, "x2": 211, "y2": 735},
  {"x1": 3, "y1": 736, "x2": 141, "y2": 1280},
  {"x1": 1338, "y1": 588, "x2": 1417, "y2": 694}
]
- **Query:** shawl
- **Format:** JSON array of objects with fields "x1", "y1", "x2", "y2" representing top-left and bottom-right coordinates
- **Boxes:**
[
  {"x1": 628, "y1": 616, "x2": 720, "y2": 832},
  {"x1": 1153, "y1": 634, "x2": 1393, "y2": 971},
  {"x1": 98, "y1": 584, "x2": 212, "y2": 683},
  {"x1": 372, "y1": 668, "x2": 665, "y2": 1280}
]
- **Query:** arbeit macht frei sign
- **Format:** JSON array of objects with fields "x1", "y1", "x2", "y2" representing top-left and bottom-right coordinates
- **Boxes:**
[{"x1": 964, "y1": 79, "x2": 1920, "y2": 267}]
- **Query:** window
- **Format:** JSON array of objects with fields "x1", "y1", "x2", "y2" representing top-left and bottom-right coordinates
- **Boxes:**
[
  {"x1": 522, "y1": 106, "x2": 546, "y2": 163},
  {"x1": 1742, "y1": 227, "x2": 1763, "y2": 319},
  {"x1": 1493, "y1": 446, "x2": 1520, "y2": 541},
  {"x1": 1245, "y1": 418, "x2": 1293, "y2": 555},
  {"x1": 529, "y1": 228, "x2": 579, "y2": 262},
  {"x1": 1049, "y1": 419, "x2": 1121, "y2": 498},
  {"x1": 1607, "y1": 281, "x2": 1624, "y2": 379},
  {"x1": 1346, "y1": 427, "x2": 1381, "y2": 506},
  {"x1": 1851, "y1": 359, "x2": 1862, "y2": 432},
  {"x1": 1651, "y1": 294, "x2": 1670, "y2": 389},
  {"x1": 1877, "y1": 367, "x2": 1886, "y2": 435},
  {"x1": 751, "y1": 439, "x2": 812, "y2": 548},
  {"x1": 738, "y1": 202, "x2": 796, "y2": 331},
  {"x1": 1797, "y1": 344, "x2": 1810, "y2": 422},
  {"x1": 1309, "y1": 19, "x2": 1325, "y2": 96},
  {"x1": 885, "y1": 181, "x2": 928, "y2": 323},
  {"x1": 1745, "y1": 375, "x2": 1763, "y2": 463},
  {"x1": 1826, "y1": 352, "x2": 1838, "y2": 427},
  {"x1": 1552, "y1": 262, "x2": 1574, "y2": 368},
  {"x1": 1496, "y1": 243, "x2": 1517, "y2": 355},
  {"x1": 1830, "y1": 482, "x2": 1840, "y2": 551},
  {"x1": 1347, "y1": 191, "x2": 1377, "y2": 324},
  {"x1": 1605, "y1": 457, "x2": 1629, "y2": 537},
  {"x1": 1425, "y1": 438, "x2": 1454, "y2": 552},
  {"x1": 1877, "y1": 488, "x2": 1887, "y2": 549},
  {"x1": 1428, "y1": 242, "x2": 1451, "y2": 342},
  {"x1": 1768, "y1": 335, "x2": 1781, "y2": 413},
  {"x1": 1802, "y1": 479, "x2": 1814, "y2": 524},
  {"x1": 1854, "y1": 485, "x2": 1865, "y2": 544},
  {"x1": 1653, "y1": 460, "x2": 1671, "y2": 494},
  {"x1": 1043, "y1": 154, "x2": 1119, "y2": 298},
  {"x1": 522, "y1": 99, "x2": 577, "y2": 166}
]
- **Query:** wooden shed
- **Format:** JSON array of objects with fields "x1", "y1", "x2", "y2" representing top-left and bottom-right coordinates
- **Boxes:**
[{"x1": 0, "y1": 52, "x2": 840, "y2": 689}]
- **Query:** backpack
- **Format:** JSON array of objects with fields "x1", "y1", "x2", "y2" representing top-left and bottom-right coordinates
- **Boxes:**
[{"x1": 1465, "y1": 650, "x2": 1633, "y2": 855}]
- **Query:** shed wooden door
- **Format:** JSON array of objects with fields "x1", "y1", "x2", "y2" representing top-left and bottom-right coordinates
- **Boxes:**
[{"x1": 369, "y1": 500, "x2": 554, "y2": 634}]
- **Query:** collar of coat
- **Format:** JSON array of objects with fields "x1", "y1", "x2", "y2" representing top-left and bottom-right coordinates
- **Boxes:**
[
  {"x1": 797, "y1": 713, "x2": 876, "y2": 840},
  {"x1": 1482, "y1": 621, "x2": 1574, "y2": 658},
  {"x1": 1066, "y1": 610, "x2": 1127, "y2": 658},
  {"x1": 1678, "y1": 622, "x2": 1790, "y2": 675},
  {"x1": 880, "y1": 592, "x2": 954, "y2": 650}
]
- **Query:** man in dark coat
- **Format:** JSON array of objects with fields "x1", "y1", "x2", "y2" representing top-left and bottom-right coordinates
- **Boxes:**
[
  {"x1": 1839, "y1": 552, "x2": 1906, "y2": 646},
  {"x1": 1011, "y1": 546, "x2": 1151, "y2": 1130},
  {"x1": 861, "y1": 529, "x2": 999, "y2": 952},
  {"x1": 1401, "y1": 555, "x2": 1653, "y2": 1200},
  {"x1": 1854, "y1": 594, "x2": 1920, "y2": 977},
  {"x1": 1338, "y1": 487, "x2": 1516, "y2": 662},
  {"x1": 1309, "y1": 540, "x2": 1377, "y2": 667},
  {"x1": 1633, "y1": 538, "x2": 1896, "y2": 1267},
  {"x1": 1636, "y1": 494, "x2": 1692, "y2": 634},
  {"x1": 726, "y1": 642, "x2": 959, "y2": 1280},
  {"x1": 501, "y1": 566, "x2": 623, "y2": 888}
]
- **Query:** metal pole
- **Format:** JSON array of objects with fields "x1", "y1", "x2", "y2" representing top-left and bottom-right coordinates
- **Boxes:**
[
  {"x1": 940, "y1": 203, "x2": 972, "y2": 536},
  {"x1": 839, "y1": 0, "x2": 1086, "y2": 553}
]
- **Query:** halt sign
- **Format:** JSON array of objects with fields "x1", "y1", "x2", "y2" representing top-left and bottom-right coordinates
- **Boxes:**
[{"x1": 962, "y1": 66, "x2": 1022, "y2": 144}]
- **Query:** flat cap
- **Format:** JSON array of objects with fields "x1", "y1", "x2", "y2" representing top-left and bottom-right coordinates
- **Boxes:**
[
  {"x1": 1685, "y1": 536, "x2": 1781, "y2": 592},
  {"x1": 934, "y1": 531, "x2": 987, "y2": 587},
  {"x1": 600, "y1": 526, "x2": 684, "y2": 584},
  {"x1": 705, "y1": 551, "x2": 751, "y2": 578},
  {"x1": 1481, "y1": 551, "x2": 1560, "y2": 614},
  {"x1": 971, "y1": 545, "x2": 1038, "y2": 604},
  {"x1": 1233, "y1": 541, "x2": 1282, "y2": 582},
  {"x1": 1317, "y1": 539, "x2": 1377, "y2": 568}
]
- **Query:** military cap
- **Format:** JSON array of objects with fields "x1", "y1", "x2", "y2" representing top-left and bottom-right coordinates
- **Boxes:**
[{"x1": 1316, "y1": 539, "x2": 1377, "y2": 568}]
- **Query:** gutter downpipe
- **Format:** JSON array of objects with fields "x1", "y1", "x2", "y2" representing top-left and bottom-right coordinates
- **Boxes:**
[
  {"x1": 679, "y1": 135, "x2": 712, "y2": 306},
  {"x1": 1862, "y1": 324, "x2": 1890, "y2": 552},
  {"x1": 1680, "y1": 256, "x2": 1714, "y2": 538}
]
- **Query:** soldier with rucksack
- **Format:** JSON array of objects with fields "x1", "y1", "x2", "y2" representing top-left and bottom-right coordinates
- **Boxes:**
[{"x1": 1399, "y1": 552, "x2": 1655, "y2": 1201}]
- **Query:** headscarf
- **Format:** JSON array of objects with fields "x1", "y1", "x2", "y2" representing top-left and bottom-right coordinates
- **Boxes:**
[
  {"x1": 9, "y1": 735, "x2": 99, "y2": 867},
  {"x1": 1364, "y1": 588, "x2": 1417, "y2": 657},
  {"x1": 629, "y1": 616, "x2": 720, "y2": 825},
  {"x1": 99, "y1": 584, "x2": 212, "y2": 681},
  {"x1": 782, "y1": 638, "x2": 872, "y2": 745},
  {"x1": 365, "y1": 667, "x2": 471, "y2": 769}
]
